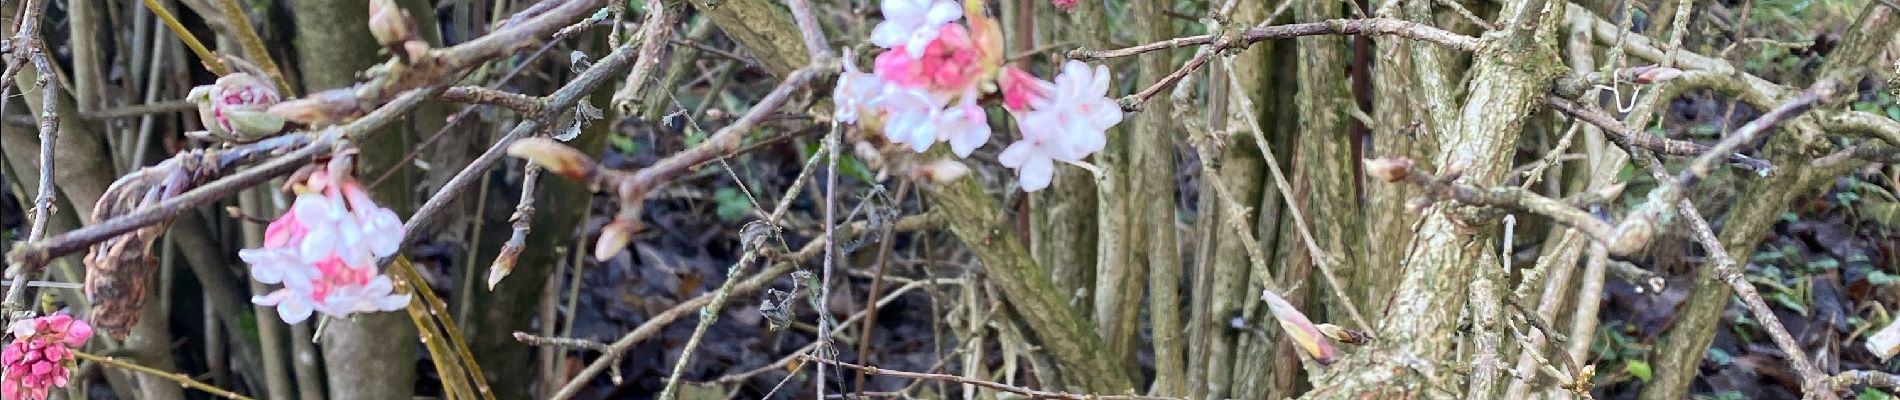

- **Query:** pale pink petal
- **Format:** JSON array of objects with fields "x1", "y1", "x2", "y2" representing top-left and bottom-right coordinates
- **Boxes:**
[
  {"x1": 7, "y1": 321, "x2": 33, "y2": 338},
  {"x1": 869, "y1": 22, "x2": 911, "y2": 49},
  {"x1": 1017, "y1": 154, "x2": 1055, "y2": 192},
  {"x1": 998, "y1": 140, "x2": 1033, "y2": 168},
  {"x1": 922, "y1": 0, "x2": 962, "y2": 26}
]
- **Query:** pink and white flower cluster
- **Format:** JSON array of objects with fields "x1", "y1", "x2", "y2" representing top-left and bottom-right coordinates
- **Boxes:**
[
  {"x1": 835, "y1": 0, "x2": 1122, "y2": 192},
  {"x1": 239, "y1": 168, "x2": 410, "y2": 324},
  {"x1": 3, "y1": 315, "x2": 92, "y2": 400}
]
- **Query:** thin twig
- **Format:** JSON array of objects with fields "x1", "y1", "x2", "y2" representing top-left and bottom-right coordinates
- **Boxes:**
[
  {"x1": 74, "y1": 351, "x2": 255, "y2": 400},
  {"x1": 1544, "y1": 96, "x2": 1773, "y2": 172},
  {"x1": 393, "y1": 266, "x2": 479, "y2": 400},
  {"x1": 798, "y1": 356, "x2": 1183, "y2": 400},
  {"x1": 487, "y1": 165, "x2": 539, "y2": 289},
  {"x1": 551, "y1": 215, "x2": 938, "y2": 400},
  {"x1": 139, "y1": 0, "x2": 228, "y2": 75},
  {"x1": 369, "y1": 40, "x2": 561, "y2": 190},
  {"x1": 1653, "y1": 160, "x2": 1837, "y2": 400},
  {"x1": 398, "y1": 27, "x2": 646, "y2": 248},
  {"x1": 1070, "y1": 18, "x2": 1479, "y2": 61},
  {"x1": 608, "y1": 0, "x2": 678, "y2": 113},
  {"x1": 1222, "y1": 57, "x2": 1372, "y2": 330},
  {"x1": 853, "y1": 181, "x2": 910, "y2": 392},
  {"x1": 440, "y1": 86, "x2": 545, "y2": 116},
  {"x1": 2, "y1": 0, "x2": 58, "y2": 320},
  {"x1": 1832, "y1": 370, "x2": 1900, "y2": 390},
  {"x1": 669, "y1": 38, "x2": 761, "y2": 69},
  {"x1": 513, "y1": 331, "x2": 612, "y2": 352}
]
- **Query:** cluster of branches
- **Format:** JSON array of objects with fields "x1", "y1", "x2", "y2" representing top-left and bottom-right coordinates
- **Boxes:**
[{"x1": 0, "y1": 0, "x2": 1896, "y2": 398}]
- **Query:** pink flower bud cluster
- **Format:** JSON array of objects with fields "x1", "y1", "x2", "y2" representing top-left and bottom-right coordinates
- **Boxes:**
[
  {"x1": 2, "y1": 315, "x2": 93, "y2": 400},
  {"x1": 239, "y1": 168, "x2": 410, "y2": 324},
  {"x1": 835, "y1": 0, "x2": 1123, "y2": 192},
  {"x1": 186, "y1": 73, "x2": 285, "y2": 140}
]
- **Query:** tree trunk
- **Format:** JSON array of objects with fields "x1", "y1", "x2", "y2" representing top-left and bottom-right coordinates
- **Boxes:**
[
  {"x1": 1130, "y1": 0, "x2": 1183, "y2": 393},
  {"x1": 291, "y1": 0, "x2": 418, "y2": 398}
]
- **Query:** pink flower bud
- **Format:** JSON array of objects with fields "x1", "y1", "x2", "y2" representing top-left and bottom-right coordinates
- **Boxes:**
[
  {"x1": 2, "y1": 315, "x2": 93, "y2": 400},
  {"x1": 186, "y1": 72, "x2": 283, "y2": 140},
  {"x1": 1051, "y1": 0, "x2": 1078, "y2": 10}
]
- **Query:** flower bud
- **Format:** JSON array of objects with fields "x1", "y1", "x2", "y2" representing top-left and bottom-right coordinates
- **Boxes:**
[
  {"x1": 507, "y1": 138, "x2": 599, "y2": 182},
  {"x1": 594, "y1": 217, "x2": 638, "y2": 260},
  {"x1": 913, "y1": 158, "x2": 970, "y2": 185},
  {"x1": 1363, "y1": 157, "x2": 1414, "y2": 183},
  {"x1": 1318, "y1": 323, "x2": 1373, "y2": 345},
  {"x1": 268, "y1": 89, "x2": 362, "y2": 127},
  {"x1": 1626, "y1": 65, "x2": 1683, "y2": 84},
  {"x1": 368, "y1": 0, "x2": 426, "y2": 62},
  {"x1": 852, "y1": 141, "x2": 886, "y2": 172},
  {"x1": 487, "y1": 244, "x2": 522, "y2": 290},
  {"x1": 187, "y1": 72, "x2": 283, "y2": 140},
  {"x1": 1262, "y1": 289, "x2": 1337, "y2": 365},
  {"x1": 1404, "y1": 197, "x2": 1434, "y2": 214}
]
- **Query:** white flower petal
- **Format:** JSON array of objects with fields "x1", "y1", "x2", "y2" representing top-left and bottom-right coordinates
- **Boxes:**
[
  {"x1": 277, "y1": 298, "x2": 314, "y2": 324},
  {"x1": 374, "y1": 293, "x2": 413, "y2": 312},
  {"x1": 923, "y1": 0, "x2": 963, "y2": 26},
  {"x1": 9, "y1": 320, "x2": 36, "y2": 337},
  {"x1": 904, "y1": 31, "x2": 935, "y2": 59},
  {"x1": 998, "y1": 140, "x2": 1033, "y2": 168},
  {"x1": 298, "y1": 228, "x2": 339, "y2": 264},
  {"x1": 881, "y1": 0, "x2": 924, "y2": 21},
  {"x1": 869, "y1": 22, "x2": 911, "y2": 49},
  {"x1": 1089, "y1": 64, "x2": 1113, "y2": 97},
  {"x1": 1018, "y1": 154, "x2": 1055, "y2": 192}
]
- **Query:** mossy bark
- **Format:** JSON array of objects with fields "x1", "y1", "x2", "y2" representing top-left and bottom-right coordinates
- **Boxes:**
[
  {"x1": 1308, "y1": 0, "x2": 1564, "y2": 396},
  {"x1": 1641, "y1": 6, "x2": 1896, "y2": 399},
  {"x1": 919, "y1": 174, "x2": 1136, "y2": 393},
  {"x1": 1230, "y1": 11, "x2": 1304, "y2": 400},
  {"x1": 1030, "y1": 0, "x2": 1104, "y2": 316},
  {"x1": 1130, "y1": 0, "x2": 1182, "y2": 394}
]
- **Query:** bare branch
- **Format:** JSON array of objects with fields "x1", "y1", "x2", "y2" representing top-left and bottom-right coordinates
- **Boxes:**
[
  {"x1": 1, "y1": 0, "x2": 58, "y2": 318},
  {"x1": 439, "y1": 86, "x2": 545, "y2": 116},
  {"x1": 549, "y1": 215, "x2": 939, "y2": 400},
  {"x1": 1545, "y1": 96, "x2": 1773, "y2": 172},
  {"x1": 797, "y1": 355, "x2": 1182, "y2": 400},
  {"x1": 1069, "y1": 18, "x2": 1478, "y2": 61}
]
